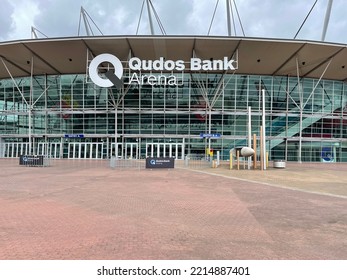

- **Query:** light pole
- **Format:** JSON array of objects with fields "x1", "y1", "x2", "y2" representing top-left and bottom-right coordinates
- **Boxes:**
[
  {"x1": 261, "y1": 88, "x2": 266, "y2": 170},
  {"x1": 247, "y1": 106, "x2": 252, "y2": 169}
]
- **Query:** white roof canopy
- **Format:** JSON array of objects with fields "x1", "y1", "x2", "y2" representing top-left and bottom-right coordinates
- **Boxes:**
[{"x1": 1, "y1": 36, "x2": 347, "y2": 81}]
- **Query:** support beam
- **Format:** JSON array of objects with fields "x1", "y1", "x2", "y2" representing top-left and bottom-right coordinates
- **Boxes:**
[
  {"x1": 78, "y1": 6, "x2": 103, "y2": 36},
  {"x1": 82, "y1": 7, "x2": 91, "y2": 36},
  {"x1": 0, "y1": 55, "x2": 31, "y2": 76},
  {"x1": 0, "y1": 57, "x2": 29, "y2": 106},
  {"x1": 298, "y1": 109, "x2": 303, "y2": 163},
  {"x1": 31, "y1": 26, "x2": 38, "y2": 39},
  {"x1": 260, "y1": 126, "x2": 263, "y2": 171},
  {"x1": 296, "y1": 58, "x2": 303, "y2": 163},
  {"x1": 22, "y1": 44, "x2": 61, "y2": 74},
  {"x1": 29, "y1": 56, "x2": 34, "y2": 155},
  {"x1": 321, "y1": 0, "x2": 333, "y2": 41},
  {"x1": 261, "y1": 89, "x2": 266, "y2": 170},
  {"x1": 146, "y1": 0, "x2": 155, "y2": 35},
  {"x1": 226, "y1": 0, "x2": 232, "y2": 36},
  {"x1": 248, "y1": 106, "x2": 251, "y2": 169},
  {"x1": 253, "y1": 133, "x2": 257, "y2": 169},
  {"x1": 303, "y1": 48, "x2": 342, "y2": 78}
]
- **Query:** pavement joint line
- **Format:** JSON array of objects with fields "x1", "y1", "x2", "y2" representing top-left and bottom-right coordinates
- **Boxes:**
[{"x1": 182, "y1": 168, "x2": 347, "y2": 200}]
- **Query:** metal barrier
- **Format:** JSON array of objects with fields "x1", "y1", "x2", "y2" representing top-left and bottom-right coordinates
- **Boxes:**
[
  {"x1": 109, "y1": 156, "x2": 213, "y2": 170},
  {"x1": 19, "y1": 155, "x2": 51, "y2": 167},
  {"x1": 109, "y1": 157, "x2": 145, "y2": 170},
  {"x1": 183, "y1": 155, "x2": 211, "y2": 169},
  {"x1": 273, "y1": 160, "x2": 286, "y2": 169}
]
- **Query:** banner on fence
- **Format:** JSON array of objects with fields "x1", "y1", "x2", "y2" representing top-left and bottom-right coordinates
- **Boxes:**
[{"x1": 145, "y1": 157, "x2": 175, "y2": 169}]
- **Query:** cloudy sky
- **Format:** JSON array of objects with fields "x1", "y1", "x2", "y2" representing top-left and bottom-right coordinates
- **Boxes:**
[{"x1": 1, "y1": 0, "x2": 346, "y2": 44}]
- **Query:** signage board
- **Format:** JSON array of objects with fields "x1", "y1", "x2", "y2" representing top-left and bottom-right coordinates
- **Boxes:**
[
  {"x1": 321, "y1": 147, "x2": 334, "y2": 162},
  {"x1": 200, "y1": 133, "x2": 221, "y2": 138},
  {"x1": 64, "y1": 134, "x2": 84, "y2": 138},
  {"x1": 19, "y1": 155, "x2": 44, "y2": 166},
  {"x1": 88, "y1": 52, "x2": 238, "y2": 88},
  {"x1": 145, "y1": 157, "x2": 175, "y2": 169}
]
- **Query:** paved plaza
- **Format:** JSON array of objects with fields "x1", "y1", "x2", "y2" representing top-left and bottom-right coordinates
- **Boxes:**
[{"x1": 0, "y1": 159, "x2": 346, "y2": 259}]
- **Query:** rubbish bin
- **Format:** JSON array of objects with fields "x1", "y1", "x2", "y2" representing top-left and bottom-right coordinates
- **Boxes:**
[{"x1": 273, "y1": 160, "x2": 286, "y2": 169}]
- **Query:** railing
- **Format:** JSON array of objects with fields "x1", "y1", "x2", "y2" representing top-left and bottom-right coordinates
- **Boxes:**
[
  {"x1": 183, "y1": 155, "x2": 212, "y2": 169},
  {"x1": 109, "y1": 157, "x2": 145, "y2": 169},
  {"x1": 18, "y1": 155, "x2": 51, "y2": 167},
  {"x1": 108, "y1": 156, "x2": 213, "y2": 170},
  {"x1": 225, "y1": 98, "x2": 347, "y2": 155}
]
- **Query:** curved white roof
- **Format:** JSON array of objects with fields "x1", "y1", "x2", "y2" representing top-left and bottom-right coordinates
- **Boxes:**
[{"x1": 1, "y1": 36, "x2": 347, "y2": 81}]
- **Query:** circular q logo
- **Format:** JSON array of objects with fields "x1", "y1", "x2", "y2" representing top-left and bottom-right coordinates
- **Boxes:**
[{"x1": 89, "y1": 54, "x2": 123, "y2": 88}]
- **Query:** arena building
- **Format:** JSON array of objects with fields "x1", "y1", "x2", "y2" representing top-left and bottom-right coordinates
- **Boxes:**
[
  {"x1": 1, "y1": 0, "x2": 347, "y2": 163},
  {"x1": 0, "y1": 35, "x2": 346, "y2": 162}
]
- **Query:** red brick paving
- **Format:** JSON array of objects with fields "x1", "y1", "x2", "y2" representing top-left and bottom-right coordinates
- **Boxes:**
[{"x1": 0, "y1": 159, "x2": 346, "y2": 259}]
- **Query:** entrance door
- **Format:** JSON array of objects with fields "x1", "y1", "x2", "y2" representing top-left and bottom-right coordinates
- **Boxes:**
[
  {"x1": 49, "y1": 143, "x2": 61, "y2": 158},
  {"x1": 37, "y1": 143, "x2": 46, "y2": 155},
  {"x1": 125, "y1": 143, "x2": 138, "y2": 159},
  {"x1": 4, "y1": 142, "x2": 29, "y2": 158},
  {"x1": 110, "y1": 143, "x2": 138, "y2": 159},
  {"x1": 111, "y1": 143, "x2": 123, "y2": 158},
  {"x1": 145, "y1": 143, "x2": 184, "y2": 159},
  {"x1": 146, "y1": 143, "x2": 162, "y2": 157},
  {"x1": 68, "y1": 142, "x2": 104, "y2": 159},
  {"x1": 171, "y1": 143, "x2": 183, "y2": 159},
  {"x1": 68, "y1": 143, "x2": 77, "y2": 159}
]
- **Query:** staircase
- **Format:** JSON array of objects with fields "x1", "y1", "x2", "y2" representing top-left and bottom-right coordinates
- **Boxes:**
[{"x1": 223, "y1": 97, "x2": 345, "y2": 156}]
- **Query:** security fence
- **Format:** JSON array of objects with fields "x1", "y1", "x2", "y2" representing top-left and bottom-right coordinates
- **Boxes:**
[
  {"x1": 18, "y1": 155, "x2": 51, "y2": 167},
  {"x1": 3, "y1": 155, "x2": 215, "y2": 170},
  {"x1": 108, "y1": 156, "x2": 213, "y2": 170},
  {"x1": 183, "y1": 155, "x2": 212, "y2": 169},
  {"x1": 109, "y1": 157, "x2": 145, "y2": 170}
]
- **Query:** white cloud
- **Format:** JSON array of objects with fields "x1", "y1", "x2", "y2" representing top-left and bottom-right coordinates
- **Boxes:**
[
  {"x1": 188, "y1": 0, "x2": 219, "y2": 35},
  {"x1": 0, "y1": 0, "x2": 14, "y2": 41},
  {"x1": 8, "y1": 0, "x2": 40, "y2": 40},
  {"x1": 1, "y1": 0, "x2": 347, "y2": 44}
]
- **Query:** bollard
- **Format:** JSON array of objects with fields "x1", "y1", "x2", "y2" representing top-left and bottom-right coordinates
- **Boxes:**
[{"x1": 229, "y1": 151, "x2": 233, "y2": 170}]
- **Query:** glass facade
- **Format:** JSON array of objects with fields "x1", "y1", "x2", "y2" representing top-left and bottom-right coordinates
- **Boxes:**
[{"x1": 1, "y1": 72, "x2": 346, "y2": 161}]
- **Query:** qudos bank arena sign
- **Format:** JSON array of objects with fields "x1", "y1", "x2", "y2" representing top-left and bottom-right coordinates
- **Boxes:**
[{"x1": 88, "y1": 53, "x2": 237, "y2": 88}]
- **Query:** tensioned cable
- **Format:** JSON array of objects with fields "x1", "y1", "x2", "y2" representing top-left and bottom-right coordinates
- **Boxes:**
[
  {"x1": 229, "y1": 0, "x2": 237, "y2": 36},
  {"x1": 78, "y1": 7, "x2": 104, "y2": 36},
  {"x1": 136, "y1": 0, "x2": 146, "y2": 35},
  {"x1": 208, "y1": 0, "x2": 220, "y2": 35},
  {"x1": 136, "y1": 0, "x2": 166, "y2": 35},
  {"x1": 233, "y1": 0, "x2": 245, "y2": 36},
  {"x1": 294, "y1": 0, "x2": 318, "y2": 39},
  {"x1": 32, "y1": 27, "x2": 48, "y2": 38},
  {"x1": 208, "y1": 0, "x2": 245, "y2": 36},
  {"x1": 149, "y1": 0, "x2": 167, "y2": 35},
  {"x1": 77, "y1": 10, "x2": 82, "y2": 36},
  {"x1": 83, "y1": 8, "x2": 104, "y2": 35},
  {"x1": 86, "y1": 16, "x2": 95, "y2": 36}
]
